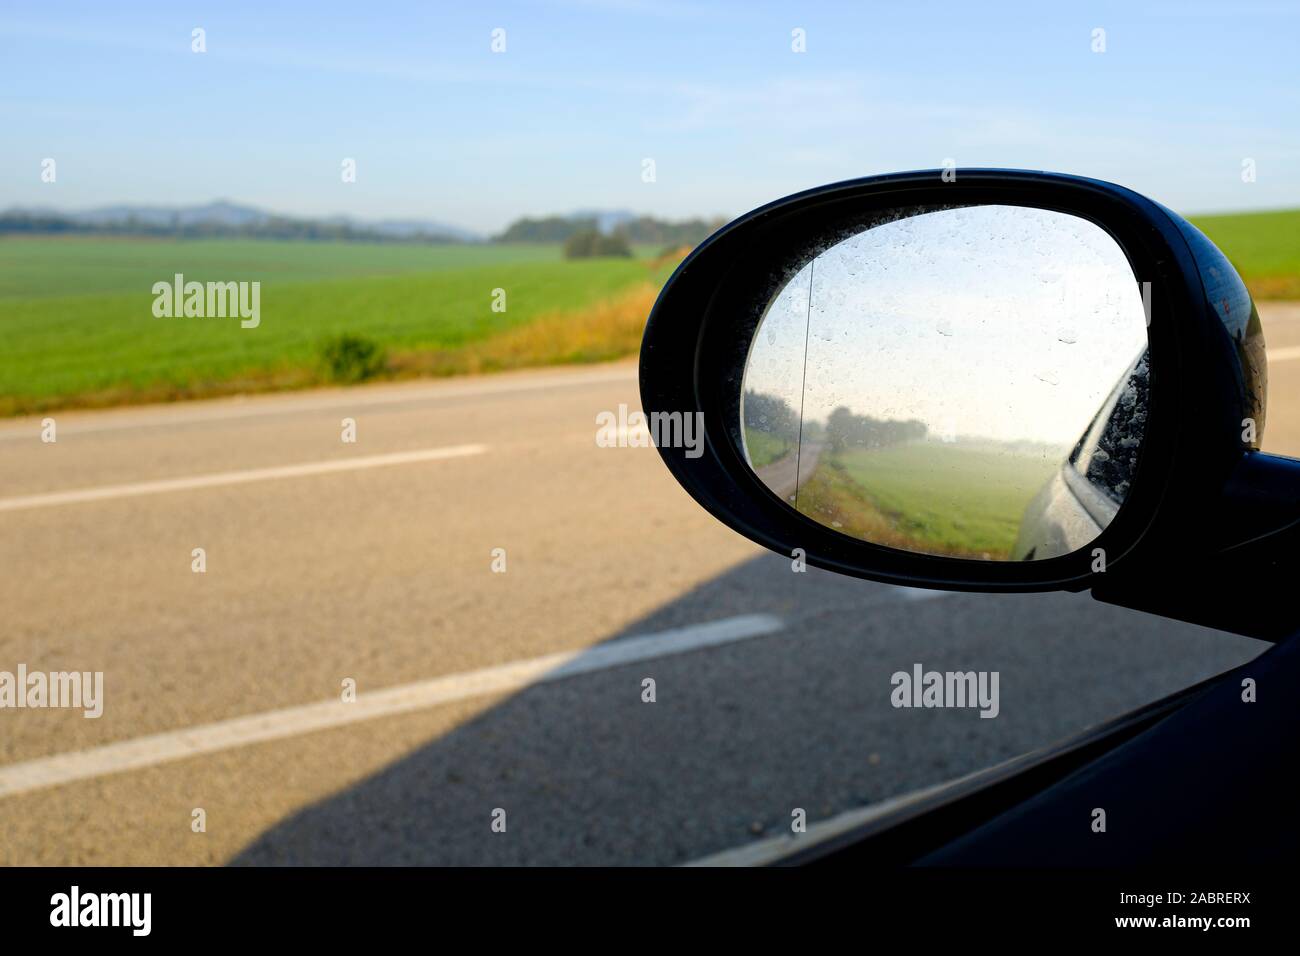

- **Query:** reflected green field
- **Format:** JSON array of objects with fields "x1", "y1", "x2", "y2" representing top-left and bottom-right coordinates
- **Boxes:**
[
  {"x1": 797, "y1": 440, "x2": 1064, "y2": 558},
  {"x1": 744, "y1": 429, "x2": 794, "y2": 468}
]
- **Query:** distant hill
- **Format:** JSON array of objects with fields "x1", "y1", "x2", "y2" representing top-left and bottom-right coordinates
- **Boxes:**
[
  {"x1": 72, "y1": 200, "x2": 271, "y2": 229},
  {"x1": 0, "y1": 201, "x2": 725, "y2": 247},
  {"x1": 0, "y1": 201, "x2": 482, "y2": 243},
  {"x1": 494, "y1": 211, "x2": 726, "y2": 246}
]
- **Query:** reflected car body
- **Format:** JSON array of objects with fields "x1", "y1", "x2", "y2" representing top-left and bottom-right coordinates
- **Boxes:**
[{"x1": 1013, "y1": 351, "x2": 1149, "y2": 561}]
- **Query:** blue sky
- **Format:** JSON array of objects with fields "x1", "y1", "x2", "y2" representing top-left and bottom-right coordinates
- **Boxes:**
[{"x1": 2, "y1": 1, "x2": 1297, "y2": 233}]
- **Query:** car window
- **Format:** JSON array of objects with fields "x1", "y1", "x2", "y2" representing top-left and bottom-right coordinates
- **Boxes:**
[{"x1": 1071, "y1": 351, "x2": 1150, "y2": 503}]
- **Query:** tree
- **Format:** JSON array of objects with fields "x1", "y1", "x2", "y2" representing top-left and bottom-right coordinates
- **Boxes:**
[
  {"x1": 563, "y1": 228, "x2": 632, "y2": 259},
  {"x1": 825, "y1": 406, "x2": 927, "y2": 452},
  {"x1": 743, "y1": 390, "x2": 799, "y2": 437}
]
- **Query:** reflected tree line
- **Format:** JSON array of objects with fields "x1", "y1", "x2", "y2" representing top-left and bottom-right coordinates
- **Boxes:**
[
  {"x1": 825, "y1": 407, "x2": 927, "y2": 452},
  {"x1": 743, "y1": 390, "x2": 799, "y2": 438},
  {"x1": 743, "y1": 389, "x2": 928, "y2": 459}
]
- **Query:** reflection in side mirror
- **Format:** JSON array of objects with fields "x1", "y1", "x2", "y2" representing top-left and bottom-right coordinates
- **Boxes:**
[{"x1": 741, "y1": 204, "x2": 1149, "y2": 562}]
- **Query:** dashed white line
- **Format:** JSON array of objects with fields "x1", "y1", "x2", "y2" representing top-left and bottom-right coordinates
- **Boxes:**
[
  {"x1": 0, "y1": 444, "x2": 487, "y2": 513},
  {"x1": 0, "y1": 614, "x2": 783, "y2": 798}
]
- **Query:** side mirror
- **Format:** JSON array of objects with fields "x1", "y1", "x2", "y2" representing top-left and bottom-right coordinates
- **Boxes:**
[{"x1": 640, "y1": 170, "x2": 1297, "y2": 640}]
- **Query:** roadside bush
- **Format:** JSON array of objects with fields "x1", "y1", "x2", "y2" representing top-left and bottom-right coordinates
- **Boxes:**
[{"x1": 319, "y1": 333, "x2": 388, "y2": 383}]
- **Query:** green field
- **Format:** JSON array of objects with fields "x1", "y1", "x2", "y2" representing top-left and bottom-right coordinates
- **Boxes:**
[
  {"x1": 0, "y1": 238, "x2": 579, "y2": 301},
  {"x1": 744, "y1": 429, "x2": 794, "y2": 468},
  {"x1": 0, "y1": 206, "x2": 1292, "y2": 416},
  {"x1": 0, "y1": 237, "x2": 675, "y2": 415},
  {"x1": 798, "y1": 441, "x2": 1063, "y2": 559},
  {"x1": 1190, "y1": 209, "x2": 1300, "y2": 300}
]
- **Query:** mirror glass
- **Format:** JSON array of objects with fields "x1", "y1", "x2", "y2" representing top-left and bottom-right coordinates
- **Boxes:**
[{"x1": 741, "y1": 204, "x2": 1149, "y2": 561}]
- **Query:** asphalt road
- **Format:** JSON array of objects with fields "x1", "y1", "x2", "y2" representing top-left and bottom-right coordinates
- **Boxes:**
[
  {"x1": 1, "y1": 303, "x2": 1297, "y2": 866},
  {"x1": 756, "y1": 439, "x2": 824, "y2": 503}
]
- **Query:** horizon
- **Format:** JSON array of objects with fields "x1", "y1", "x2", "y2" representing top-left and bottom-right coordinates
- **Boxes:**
[
  {"x1": 0, "y1": 196, "x2": 734, "y2": 237},
  {"x1": 4, "y1": 194, "x2": 1298, "y2": 239}
]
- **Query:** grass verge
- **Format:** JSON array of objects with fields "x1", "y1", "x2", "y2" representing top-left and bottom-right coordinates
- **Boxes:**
[
  {"x1": 0, "y1": 280, "x2": 660, "y2": 417},
  {"x1": 796, "y1": 442, "x2": 1060, "y2": 559}
]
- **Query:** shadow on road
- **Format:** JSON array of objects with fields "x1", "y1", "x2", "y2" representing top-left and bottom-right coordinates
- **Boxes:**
[{"x1": 229, "y1": 552, "x2": 1261, "y2": 865}]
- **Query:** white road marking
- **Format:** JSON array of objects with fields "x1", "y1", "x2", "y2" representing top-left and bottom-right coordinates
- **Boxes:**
[
  {"x1": 0, "y1": 614, "x2": 784, "y2": 798},
  {"x1": 0, "y1": 365, "x2": 637, "y2": 442},
  {"x1": 1268, "y1": 346, "x2": 1300, "y2": 363},
  {"x1": 0, "y1": 444, "x2": 487, "y2": 513}
]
